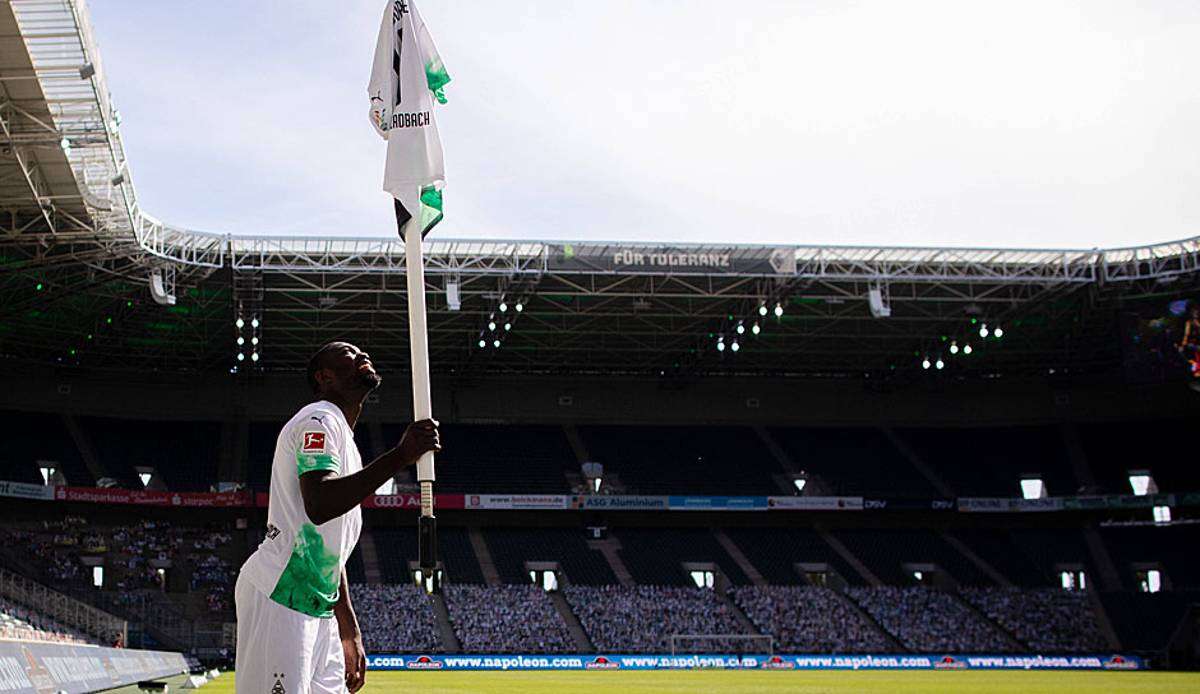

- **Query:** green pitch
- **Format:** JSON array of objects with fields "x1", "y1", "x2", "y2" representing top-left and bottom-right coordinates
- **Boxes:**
[{"x1": 178, "y1": 670, "x2": 1200, "y2": 693}]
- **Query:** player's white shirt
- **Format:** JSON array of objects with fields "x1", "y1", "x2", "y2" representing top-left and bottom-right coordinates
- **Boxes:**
[{"x1": 239, "y1": 400, "x2": 363, "y2": 618}]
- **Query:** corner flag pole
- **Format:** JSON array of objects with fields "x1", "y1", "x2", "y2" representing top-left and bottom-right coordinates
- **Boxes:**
[
  {"x1": 403, "y1": 211, "x2": 438, "y2": 585},
  {"x1": 369, "y1": 0, "x2": 448, "y2": 590}
]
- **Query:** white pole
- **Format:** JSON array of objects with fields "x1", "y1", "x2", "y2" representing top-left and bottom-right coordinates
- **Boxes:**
[{"x1": 402, "y1": 213, "x2": 435, "y2": 515}]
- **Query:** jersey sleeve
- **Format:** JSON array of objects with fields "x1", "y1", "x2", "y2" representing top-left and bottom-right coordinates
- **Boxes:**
[
  {"x1": 295, "y1": 413, "x2": 342, "y2": 476},
  {"x1": 366, "y1": 1, "x2": 392, "y2": 140},
  {"x1": 412, "y1": 1, "x2": 450, "y2": 104}
]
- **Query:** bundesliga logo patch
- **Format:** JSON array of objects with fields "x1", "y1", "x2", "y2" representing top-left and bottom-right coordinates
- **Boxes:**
[{"x1": 302, "y1": 432, "x2": 326, "y2": 452}]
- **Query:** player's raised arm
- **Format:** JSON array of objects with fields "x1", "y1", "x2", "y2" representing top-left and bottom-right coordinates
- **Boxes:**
[{"x1": 299, "y1": 419, "x2": 440, "y2": 525}]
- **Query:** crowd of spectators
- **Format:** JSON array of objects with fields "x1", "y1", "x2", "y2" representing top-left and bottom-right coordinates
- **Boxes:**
[
  {"x1": 961, "y1": 587, "x2": 1108, "y2": 652},
  {"x1": 848, "y1": 586, "x2": 1016, "y2": 653},
  {"x1": 0, "y1": 596, "x2": 92, "y2": 645},
  {"x1": 350, "y1": 584, "x2": 442, "y2": 653},
  {"x1": 3, "y1": 515, "x2": 239, "y2": 626},
  {"x1": 443, "y1": 585, "x2": 574, "y2": 653},
  {"x1": 564, "y1": 585, "x2": 747, "y2": 652},
  {"x1": 191, "y1": 555, "x2": 234, "y2": 612},
  {"x1": 732, "y1": 585, "x2": 892, "y2": 652}
]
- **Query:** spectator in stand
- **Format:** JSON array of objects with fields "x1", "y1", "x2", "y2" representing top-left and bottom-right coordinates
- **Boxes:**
[
  {"x1": 732, "y1": 586, "x2": 892, "y2": 653},
  {"x1": 848, "y1": 586, "x2": 1015, "y2": 653},
  {"x1": 564, "y1": 586, "x2": 747, "y2": 653},
  {"x1": 961, "y1": 587, "x2": 1107, "y2": 652},
  {"x1": 443, "y1": 585, "x2": 574, "y2": 653},
  {"x1": 350, "y1": 584, "x2": 442, "y2": 653}
]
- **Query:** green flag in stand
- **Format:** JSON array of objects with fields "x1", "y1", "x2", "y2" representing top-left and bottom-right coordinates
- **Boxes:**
[{"x1": 368, "y1": 0, "x2": 450, "y2": 239}]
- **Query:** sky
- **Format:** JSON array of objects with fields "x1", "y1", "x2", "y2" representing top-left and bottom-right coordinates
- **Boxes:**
[{"x1": 88, "y1": 0, "x2": 1200, "y2": 248}]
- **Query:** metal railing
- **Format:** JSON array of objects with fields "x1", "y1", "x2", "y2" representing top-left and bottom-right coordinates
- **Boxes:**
[{"x1": 0, "y1": 565, "x2": 126, "y2": 645}]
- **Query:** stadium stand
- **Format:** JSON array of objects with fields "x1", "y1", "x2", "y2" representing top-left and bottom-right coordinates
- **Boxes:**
[
  {"x1": 0, "y1": 410, "x2": 90, "y2": 486},
  {"x1": 1005, "y1": 527, "x2": 1096, "y2": 580},
  {"x1": 722, "y1": 527, "x2": 865, "y2": 585},
  {"x1": 847, "y1": 586, "x2": 1017, "y2": 652},
  {"x1": 897, "y1": 425, "x2": 1078, "y2": 497},
  {"x1": 564, "y1": 585, "x2": 749, "y2": 652},
  {"x1": 80, "y1": 416, "x2": 221, "y2": 491},
  {"x1": 15, "y1": 415, "x2": 1200, "y2": 503},
  {"x1": 1, "y1": 513, "x2": 238, "y2": 645},
  {"x1": 615, "y1": 528, "x2": 749, "y2": 586},
  {"x1": 732, "y1": 586, "x2": 893, "y2": 652},
  {"x1": 1100, "y1": 591, "x2": 1199, "y2": 653},
  {"x1": 346, "y1": 546, "x2": 367, "y2": 584},
  {"x1": 767, "y1": 427, "x2": 934, "y2": 497},
  {"x1": 371, "y1": 526, "x2": 484, "y2": 585},
  {"x1": 1101, "y1": 524, "x2": 1200, "y2": 590},
  {"x1": 1077, "y1": 419, "x2": 1200, "y2": 493},
  {"x1": 0, "y1": 596, "x2": 92, "y2": 645},
  {"x1": 350, "y1": 584, "x2": 442, "y2": 653},
  {"x1": 943, "y1": 528, "x2": 1051, "y2": 587},
  {"x1": 833, "y1": 529, "x2": 992, "y2": 586},
  {"x1": 443, "y1": 584, "x2": 574, "y2": 653},
  {"x1": 960, "y1": 587, "x2": 1108, "y2": 652},
  {"x1": 483, "y1": 527, "x2": 616, "y2": 585},
  {"x1": 247, "y1": 420, "x2": 284, "y2": 489},
  {"x1": 578, "y1": 425, "x2": 782, "y2": 495},
  {"x1": 381, "y1": 423, "x2": 575, "y2": 493}
]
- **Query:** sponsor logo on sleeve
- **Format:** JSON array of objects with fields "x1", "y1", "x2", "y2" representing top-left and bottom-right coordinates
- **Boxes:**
[{"x1": 302, "y1": 432, "x2": 327, "y2": 452}]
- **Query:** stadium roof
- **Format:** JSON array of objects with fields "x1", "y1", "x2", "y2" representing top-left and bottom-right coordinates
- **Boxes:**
[{"x1": 0, "y1": 0, "x2": 1198, "y2": 379}]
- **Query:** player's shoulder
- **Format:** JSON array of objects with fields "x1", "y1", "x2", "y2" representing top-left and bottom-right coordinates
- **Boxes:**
[{"x1": 286, "y1": 401, "x2": 345, "y2": 433}]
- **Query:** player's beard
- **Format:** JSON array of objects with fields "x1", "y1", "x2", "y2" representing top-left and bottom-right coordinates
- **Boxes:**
[{"x1": 359, "y1": 371, "x2": 383, "y2": 390}]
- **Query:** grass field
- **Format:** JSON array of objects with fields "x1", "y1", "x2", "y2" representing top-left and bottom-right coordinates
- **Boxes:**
[{"x1": 153, "y1": 670, "x2": 1200, "y2": 693}]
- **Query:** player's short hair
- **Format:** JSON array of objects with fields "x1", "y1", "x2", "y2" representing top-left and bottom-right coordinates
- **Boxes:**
[{"x1": 306, "y1": 342, "x2": 345, "y2": 395}]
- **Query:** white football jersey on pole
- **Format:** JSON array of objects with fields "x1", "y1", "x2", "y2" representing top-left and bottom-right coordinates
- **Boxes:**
[{"x1": 368, "y1": 0, "x2": 450, "y2": 235}]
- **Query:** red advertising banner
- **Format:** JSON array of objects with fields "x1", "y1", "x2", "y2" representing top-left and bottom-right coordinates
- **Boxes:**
[
  {"x1": 55, "y1": 486, "x2": 253, "y2": 508},
  {"x1": 362, "y1": 493, "x2": 465, "y2": 510},
  {"x1": 253, "y1": 492, "x2": 465, "y2": 510}
]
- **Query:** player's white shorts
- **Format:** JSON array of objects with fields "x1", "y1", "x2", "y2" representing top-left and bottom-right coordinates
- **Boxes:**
[{"x1": 235, "y1": 571, "x2": 346, "y2": 694}]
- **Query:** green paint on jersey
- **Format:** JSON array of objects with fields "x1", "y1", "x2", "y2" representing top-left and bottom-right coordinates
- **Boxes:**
[
  {"x1": 268, "y1": 523, "x2": 340, "y2": 618},
  {"x1": 419, "y1": 185, "x2": 444, "y2": 232},
  {"x1": 426, "y1": 58, "x2": 450, "y2": 104}
]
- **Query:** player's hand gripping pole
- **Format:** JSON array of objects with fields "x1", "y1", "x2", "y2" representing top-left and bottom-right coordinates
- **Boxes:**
[{"x1": 403, "y1": 211, "x2": 438, "y2": 592}]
